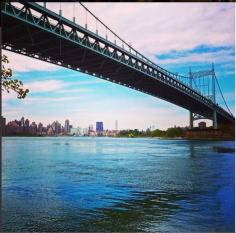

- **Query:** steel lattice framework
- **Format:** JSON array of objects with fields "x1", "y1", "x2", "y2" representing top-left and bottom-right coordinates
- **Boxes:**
[{"x1": 1, "y1": 2, "x2": 235, "y2": 126}]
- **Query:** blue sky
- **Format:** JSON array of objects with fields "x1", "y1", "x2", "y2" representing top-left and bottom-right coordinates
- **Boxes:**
[{"x1": 2, "y1": 2, "x2": 235, "y2": 130}]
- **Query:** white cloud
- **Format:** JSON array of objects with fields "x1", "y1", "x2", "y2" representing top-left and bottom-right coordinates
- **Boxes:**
[
  {"x1": 25, "y1": 80, "x2": 66, "y2": 93},
  {"x1": 80, "y1": 2, "x2": 234, "y2": 55},
  {"x1": 2, "y1": 90, "x2": 18, "y2": 101},
  {"x1": 155, "y1": 48, "x2": 234, "y2": 65}
]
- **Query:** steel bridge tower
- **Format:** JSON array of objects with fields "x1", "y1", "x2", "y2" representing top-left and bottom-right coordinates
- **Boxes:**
[{"x1": 189, "y1": 64, "x2": 218, "y2": 129}]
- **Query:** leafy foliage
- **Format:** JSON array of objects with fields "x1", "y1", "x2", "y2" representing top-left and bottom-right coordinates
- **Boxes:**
[
  {"x1": 1, "y1": 55, "x2": 29, "y2": 98},
  {"x1": 117, "y1": 127, "x2": 184, "y2": 138}
]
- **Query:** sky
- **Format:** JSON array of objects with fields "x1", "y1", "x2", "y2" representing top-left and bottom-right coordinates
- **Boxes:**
[{"x1": 2, "y1": 2, "x2": 235, "y2": 130}]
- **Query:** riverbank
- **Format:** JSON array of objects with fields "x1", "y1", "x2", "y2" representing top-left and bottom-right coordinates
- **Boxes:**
[{"x1": 3, "y1": 135, "x2": 235, "y2": 140}]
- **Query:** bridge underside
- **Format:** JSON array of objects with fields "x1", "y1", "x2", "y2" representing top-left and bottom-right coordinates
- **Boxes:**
[{"x1": 2, "y1": 12, "x2": 234, "y2": 124}]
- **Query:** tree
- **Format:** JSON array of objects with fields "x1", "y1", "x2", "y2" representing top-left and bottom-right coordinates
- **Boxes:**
[
  {"x1": 1, "y1": 55, "x2": 29, "y2": 98},
  {"x1": 165, "y1": 127, "x2": 183, "y2": 137}
]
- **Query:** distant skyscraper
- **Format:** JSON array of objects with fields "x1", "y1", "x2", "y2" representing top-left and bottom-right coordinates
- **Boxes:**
[
  {"x1": 96, "y1": 122, "x2": 103, "y2": 132},
  {"x1": 24, "y1": 119, "x2": 30, "y2": 133},
  {"x1": 52, "y1": 121, "x2": 61, "y2": 135},
  {"x1": 20, "y1": 117, "x2": 24, "y2": 127},
  {"x1": 25, "y1": 119, "x2": 30, "y2": 128},
  {"x1": 38, "y1": 122, "x2": 43, "y2": 134},
  {"x1": 65, "y1": 119, "x2": 70, "y2": 134},
  {"x1": 115, "y1": 120, "x2": 118, "y2": 131}
]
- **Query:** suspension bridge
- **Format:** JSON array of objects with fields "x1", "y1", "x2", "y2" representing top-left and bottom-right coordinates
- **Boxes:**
[{"x1": 1, "y1": 2, "x2": 234, "y2": 128}]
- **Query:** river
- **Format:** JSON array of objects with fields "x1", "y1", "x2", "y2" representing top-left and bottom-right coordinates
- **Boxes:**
[{"x1": 2, "y1": 137, "x2": 235, "y2": 232}]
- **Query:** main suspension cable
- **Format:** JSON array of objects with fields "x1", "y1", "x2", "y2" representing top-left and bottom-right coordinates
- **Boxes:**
[{"x1": 214, "y1": 74, "x2": 234, "y2": 116}]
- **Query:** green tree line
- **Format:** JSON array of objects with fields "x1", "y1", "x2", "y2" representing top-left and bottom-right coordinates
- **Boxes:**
[{"x1": 118, "y1": 127, "x2": 184, "y2": 138}]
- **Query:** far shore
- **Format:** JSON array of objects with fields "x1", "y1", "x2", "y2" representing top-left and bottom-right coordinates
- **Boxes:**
[{"x1": 3, "y1": 135, "x2": 235, "y2": 141}]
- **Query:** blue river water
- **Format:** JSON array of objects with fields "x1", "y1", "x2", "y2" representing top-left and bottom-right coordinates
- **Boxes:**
[{"x1": 2, "y1": 137, "x2": 235, "y2": 232}]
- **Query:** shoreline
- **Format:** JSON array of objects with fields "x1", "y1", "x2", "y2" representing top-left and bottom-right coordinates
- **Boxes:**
[{"x1": 3, "y1": 135, "x2": 235, "y2": 141}]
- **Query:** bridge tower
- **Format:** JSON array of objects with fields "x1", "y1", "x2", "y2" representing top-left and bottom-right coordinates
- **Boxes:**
[{"x1": 189, "y1": 64, "x2": 217, "y2": 129}]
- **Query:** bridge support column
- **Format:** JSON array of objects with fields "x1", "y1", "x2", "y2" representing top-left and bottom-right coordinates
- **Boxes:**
[
  {"x1": 189, "y1": 111, "x2": 193, "y2": 129},
  {"x1": 213, "y1": 110, "x2": 218, "y2": 129}
]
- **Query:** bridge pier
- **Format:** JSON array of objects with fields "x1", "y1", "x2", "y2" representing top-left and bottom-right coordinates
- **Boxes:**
[
  {"x1": 213, "y1": 110, "x2": 218, "y2": 129},
  {"x1": 189, "y1": 111, "x2": 193, "y2": 129}
]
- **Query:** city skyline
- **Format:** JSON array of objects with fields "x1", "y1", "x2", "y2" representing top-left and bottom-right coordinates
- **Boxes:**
[
  {"x1": 2, "y1": 116, "x2": 125, "y2": 132},
  {"x1": 2, "y1": 3, "x2": 235, "y2": 130}
]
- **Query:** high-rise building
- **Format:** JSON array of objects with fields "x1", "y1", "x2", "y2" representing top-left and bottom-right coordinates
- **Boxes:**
[
  {"x1": 25, "y1": 119, "x2": 30, "y2": 127},
  {"x1": 65, "y1": 119, "x2": 70, "y2": 134},
  {"x1": 96, "y1": 122, "x2": 103, "y2": 132},
  {"x1": 58, "y1": 122, "x2": 61, "y2": 134},
  {"x1": 24, "y1": 119, "x2": 30, "y2": 133},
  {"x1": 52, "y1": 121, "x2": 61, "y2": 135},
  {"x1": 20, "y1": 117, "x2": 24, "y2": 127},
  {"x1": 38, "y1": 122, "x2": 43, "y2": 134}
]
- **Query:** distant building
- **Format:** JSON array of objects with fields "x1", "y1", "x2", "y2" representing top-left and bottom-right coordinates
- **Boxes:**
[
  {"x1": 52, "y1": 121, "x2": 61, "y2": 135},
  {"x1": 38, "y1": 122, "x2": 43, "y2": 134},
  {"x1": 46, "y1": 124, "x2": 51, "y2": 131},
  {"x1": 88, "y1": 124, "x2": 93, "y2": 132},
  {"x1": 198, "y1": 121, "x2": 206, "y2": 129},
  {"x1": 61, "y1": 126, "x2": 65, "y2": 134},
  {"x1": 83, "y1": 128, "x2": 88, "y2": 136},
  {"x1": 69, "y1": 125, "x2": 72, "y2": 133},
  {"x1": 25, "y1": 119, "x2": 30, "y2": 127},
  {"x1": 1, "y1": 116, "x2": 6, "y2": 135},
  {"x1": 96, "y1": 122, "x2": 103, "y2": 132},
  {"x1": 30, "y1": 122, "x2": 37, "y2": 134},
  {"x1": 89, "y1": 131, "x2": 97, "y2": 137},
  {"x1": 20, "y1": 117, "x2": 24, "y2": 127},
  {"x1": 70, "y1": 127, "x2": 78, "y2": 136},
  {"x1": 6, "y1": 120, "x2": 21, "y2": 135},
  {"x1": 65, "y1": 119, "x2": 70, "y2": 134},
  {"x1": 47, "y1": 127, "x2": 54, "y2": 135},
  {"x1": 77, "y1": 126, "x2": 82, "y2": 136}
]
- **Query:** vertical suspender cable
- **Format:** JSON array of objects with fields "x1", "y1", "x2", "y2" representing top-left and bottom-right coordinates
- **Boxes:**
[
  {"x1": 73, "y1": 2, "x2": 75, "y2": 23},
  {"x1": 59, "y1": 1, "x2": 62, "y2": 56},
  {"x1": 85, "y1": 8, "x2": 87, "y2": 29},
  {"x1": 208, "y1": 74, "x2": 210, "y2": 99},
  {"x1": 203, "y1": 76, "x2": 205, "y2": 96}
]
